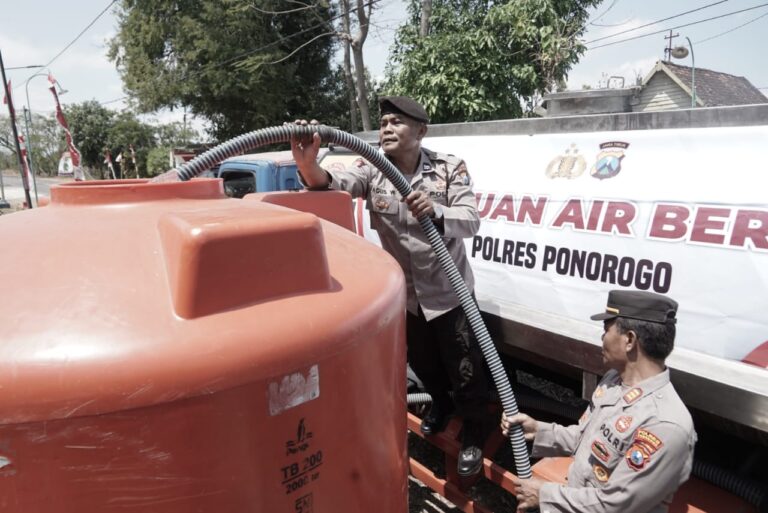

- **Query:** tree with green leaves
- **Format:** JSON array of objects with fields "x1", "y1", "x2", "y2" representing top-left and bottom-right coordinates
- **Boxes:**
[
  {"x1": 109, "y1": 0, "x2": 344, "y2": 140},
  {"x1": 1, "y1": 113, "x2": 65, "y2": 176},
  {"x1": 64, "y1": 101, "x2": 115, "y2": 170},
  {"x1": 155, "y1": 122, "x2": 198, "y2": 148},
  {"x1": 146, "y1": 146, "x2": 172, "y2": 176},
  {"x1": 385, "y1": 0, "x2": 602, "y2": 123},
  {"x1": 22, "y1": 112, "x2": 66, "y2": 176},
  {"x1": 107, "y1": 111, "x2": 156, "y2": 178}
]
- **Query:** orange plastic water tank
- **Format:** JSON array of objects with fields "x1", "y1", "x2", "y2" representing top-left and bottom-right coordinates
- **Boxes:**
[{"x1": 0, "y1": 179, "x2": 407, "y2": 513}]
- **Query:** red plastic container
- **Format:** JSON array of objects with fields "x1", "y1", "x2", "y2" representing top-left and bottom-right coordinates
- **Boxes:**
[{"x1": 0, "y1": 179, "x2": 407, "y2": 513}]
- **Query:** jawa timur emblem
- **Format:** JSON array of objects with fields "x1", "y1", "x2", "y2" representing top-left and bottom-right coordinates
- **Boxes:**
[
  {"x1": 592, "y1": 141, "x2": 630, "y2": 180},
  {"x1": 546, "y1": 144, "x2": 586, "y2": 179}
]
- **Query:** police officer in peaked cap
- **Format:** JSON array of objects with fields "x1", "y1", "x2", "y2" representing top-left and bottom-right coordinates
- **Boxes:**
[
  {"x1": 291, "y1": 95, "x2": 492, "y2": 477},
  {"x1": 502, "y1": 290, "x2": 696, "y2": 513}
]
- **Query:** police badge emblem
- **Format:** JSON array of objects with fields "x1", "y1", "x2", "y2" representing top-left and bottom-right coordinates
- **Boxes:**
[
  {"x1": 545, "y1": 144, "x2": 586, "y2": 179},
  {"x1": 593, "y1": 464, "x2": 609, "y2": 482},
  {"x1": 626, "y1": 444, "x2": 650, "y2": 471},
  {"x1": 615, "y1": 416, "x2": 633, "y2": 433},
  {"x1": 591, "y1": 440, "x2": 611, "y2": 462},
  {"x1": 591, "y1": 141, "x2": 630, "y2": 180},
  {"x1": 456, "y1": 163, "x2": 471, "y2": 186}
]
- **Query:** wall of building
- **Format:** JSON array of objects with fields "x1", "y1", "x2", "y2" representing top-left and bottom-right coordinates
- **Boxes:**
[
  {"x1": 546, "y1": 93, "x2": 634, "y2": 116},
  {"x1": 635, "y1": 73, "x2": 692, "y2": 112}
]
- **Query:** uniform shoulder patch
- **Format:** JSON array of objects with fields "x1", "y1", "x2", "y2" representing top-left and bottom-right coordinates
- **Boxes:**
[
  {"x1": 424, "y1": 148, "x2": 459, "y2": 164},
  {"x1": 615, "y1": 416, "x2": 633, "y2": 433},
  {"x1": 633, "y1": 428, "x2": 663, "y2": 454},
  {"x1": 455, "y1": 162, "x2": 472, "y2": 186},
  {"x1": 593, "y1": 464, "x2": 609, "y2": 482},
  {"x1": 623, "y1": 387, "x2": 643, "y2": 404},
  {"x1": 353, "y1": 157, "x2": 366, "y2": 168},
  {"x1": 626, "y1": 444, "x2": 650, "y2": 471},
  {"x1": 591, "y1": 440, "x2": 610, "y2": 462}
]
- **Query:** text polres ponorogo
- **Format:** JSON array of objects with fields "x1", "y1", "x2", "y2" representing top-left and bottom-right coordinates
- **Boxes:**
[{"x1": 470, "y1": 237, "x2": 672, "y2": 293}]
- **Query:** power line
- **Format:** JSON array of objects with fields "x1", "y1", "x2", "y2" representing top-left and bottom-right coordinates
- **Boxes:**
[
  {"x1": 590, "y1": 16, "x2": 635, "y2": 28},
  {"x1": 207, "y1": 0, "x2": 384, "y2": 72},
  {"x1": 589, "y1": 0, "x2": 621, "y2": 26},
  {"x1": 68, "y1": 0, "x2": 381, "y2": 108},
  {"x1": 695, "y1": 9, "x2": 768, "y2": 44},
  {"x1": 586, "y1": 0, "x2": 730, "y2": 44},
  {"x1": 101, "y1": 96, "x2": 128, "y2": 105},
  {"x1": 18, "y1": 1, "x2": 117, "y2": 87},
  {"x1": 587, "y1": 2, "x2": 768, "y2": 50}
]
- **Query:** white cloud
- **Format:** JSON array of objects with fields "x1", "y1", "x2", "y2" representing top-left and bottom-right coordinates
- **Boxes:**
[{"x1": 0, "y1": 34, "x2": 49, "y2": 68}]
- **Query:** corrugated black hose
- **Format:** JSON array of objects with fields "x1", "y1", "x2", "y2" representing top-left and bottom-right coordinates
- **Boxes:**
[{"x1": 171, "y1": 124, "x2": 534, "y2": 479}]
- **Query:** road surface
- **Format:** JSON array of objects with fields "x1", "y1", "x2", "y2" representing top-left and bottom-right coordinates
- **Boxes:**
[{"x1": 0, "y1": 172, "x2": 71, "y2": 207}]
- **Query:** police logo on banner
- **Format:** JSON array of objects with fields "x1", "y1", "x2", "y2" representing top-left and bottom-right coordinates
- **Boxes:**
[
  {"x1": 546, "y1": 143, "x2": 586, "y2": 179},
  {"x1": 591, "y1": 141, "x2": 629, "y2": 180}
]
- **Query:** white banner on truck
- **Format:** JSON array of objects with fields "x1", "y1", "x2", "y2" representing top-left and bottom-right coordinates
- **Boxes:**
[{"x1": 421, "y1": 126, "x2": 768, "y2": 363}]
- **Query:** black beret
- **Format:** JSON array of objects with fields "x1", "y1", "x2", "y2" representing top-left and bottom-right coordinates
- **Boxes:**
[
  {"x1": 591, "y1": 290, "x2": 678, "y2": 324},
  {"x1": 379, "y1": 96, "x2": 429, "y2": 123}
]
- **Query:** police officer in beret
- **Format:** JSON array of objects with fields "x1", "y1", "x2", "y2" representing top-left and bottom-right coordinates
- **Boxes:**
[
  {"x1": 501, "y1": 290, "x2": 696, "y2": 513},
  {"x1": 291, "y1": 96, "x2": 491, "y2": 476}
]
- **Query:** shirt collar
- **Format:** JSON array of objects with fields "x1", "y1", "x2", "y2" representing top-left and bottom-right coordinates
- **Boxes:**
[{"x1": 620, "y1": 368, "x2": 671, "y2": 407}]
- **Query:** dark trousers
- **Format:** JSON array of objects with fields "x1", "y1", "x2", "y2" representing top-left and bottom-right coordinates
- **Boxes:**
[{"x1": 406, "y1": 303, "x2": 490, "y2": 422}]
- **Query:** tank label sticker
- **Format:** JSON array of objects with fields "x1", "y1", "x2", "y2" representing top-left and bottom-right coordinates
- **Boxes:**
[
  {"x1": 281, "y1": 418, "x2": 323, "y2": 497},
  {"x1": 269, "y1": 364, "x2": 320, "y2": 416}
]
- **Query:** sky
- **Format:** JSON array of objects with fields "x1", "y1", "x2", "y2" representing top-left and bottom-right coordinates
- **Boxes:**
[{"x1": 2, "y1": 0, "x2": 767, "y2": 136}]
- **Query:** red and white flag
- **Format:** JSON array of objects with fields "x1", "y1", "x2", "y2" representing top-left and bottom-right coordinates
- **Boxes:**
[
  {"x1": 17, "y1": 134, "x2": 34, "y2": 190},
  {"x1": 3, "y1": 79, "x2": 15, "y2": 119},
  {"x1": 130, "y1": 144, "x2": 138, "y2": 178},
  {"x1": 104, "y1": 149, "x2": 116, "y2": 179},
  {"x1": 48, "y1": 76, "x2": 82, "y2": 169}
]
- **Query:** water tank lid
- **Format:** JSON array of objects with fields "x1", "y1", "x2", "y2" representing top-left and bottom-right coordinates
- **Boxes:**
[{"x1": 159, "y1": 207, "x2": 332, "y2": 319}]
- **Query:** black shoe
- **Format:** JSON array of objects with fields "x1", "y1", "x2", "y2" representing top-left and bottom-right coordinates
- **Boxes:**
[
  {"x1": 420, "y1": 401, "x2": 453, "y2": 436},
  {"x1": 457, "y1": 420, "x2": 485, "y2": 476},
  {"x1": 457, "y1": 444, "x2": 483, "y2": 476}
]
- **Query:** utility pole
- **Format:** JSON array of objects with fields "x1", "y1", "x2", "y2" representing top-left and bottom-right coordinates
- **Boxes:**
[
  {"x1": 22, "y1": 107, "x2": 39, "y2": 203},
  {"x1": 664, "y1": 30, "x2": 680, "y2": 61},
  {"x1": 1, "y1": 49, "x2": 34, "y2": 209}
]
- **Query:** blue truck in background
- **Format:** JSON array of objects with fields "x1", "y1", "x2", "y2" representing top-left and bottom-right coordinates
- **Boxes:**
[{"x1": 217, "y1": 149, "x2": 328, "y2": 198}]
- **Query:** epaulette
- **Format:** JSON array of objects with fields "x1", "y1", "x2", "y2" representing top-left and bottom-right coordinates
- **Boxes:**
[{"x1": 423, "y1": 148, "x2": 460, "y2": 166}]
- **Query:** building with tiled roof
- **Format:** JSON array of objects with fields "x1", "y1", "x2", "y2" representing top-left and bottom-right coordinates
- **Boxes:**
[
  {"x1": 636, "y1": 60, "x2": 768, "y2": 111},
  {"x1": 540, "y1": 60, "x2": 767, "y2": 116}
]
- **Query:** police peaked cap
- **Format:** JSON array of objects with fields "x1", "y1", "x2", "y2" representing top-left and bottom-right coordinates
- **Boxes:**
[
  {"x1": 379, "y1": 96, "x2": 430, "y2": 123},
  {"x1": 591, "y1": 290, "x2": 678, "y2": 324}
]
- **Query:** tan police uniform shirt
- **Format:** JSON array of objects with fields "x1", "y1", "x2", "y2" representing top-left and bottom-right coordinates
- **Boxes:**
[
  {"x1": 532, "y1": 368, "x2": 696, "y2": 513},
  {"x1": 324, "y1": 148, "x2": 480, "y2": 321}
]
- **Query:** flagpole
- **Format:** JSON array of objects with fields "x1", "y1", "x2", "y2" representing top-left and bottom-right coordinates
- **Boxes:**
[
  {"x1": 22, "y1": 107, "x2": 40, "y2": 203},
  {"x1": 1, "y1": 50, "x2": 34, "y2": 209}
]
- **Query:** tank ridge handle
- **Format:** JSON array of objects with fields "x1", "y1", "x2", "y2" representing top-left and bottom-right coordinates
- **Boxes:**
[{"x1": 160, "y1": 124, "x2": 534, "y2": 479}]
